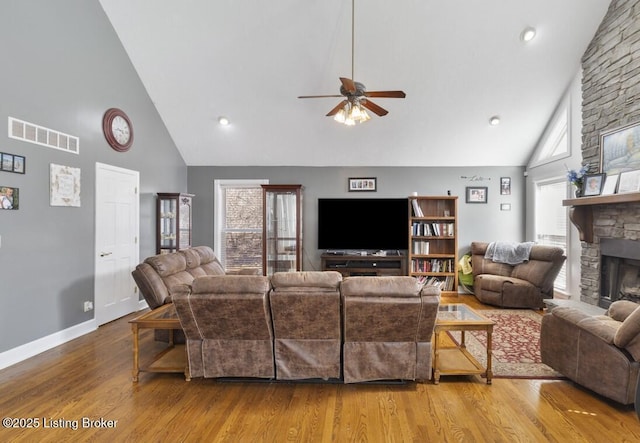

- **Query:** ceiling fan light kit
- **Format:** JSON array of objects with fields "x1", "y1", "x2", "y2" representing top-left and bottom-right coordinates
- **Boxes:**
[{"x1": 298, "y1": 0, "x2": 405, "y2": 126}]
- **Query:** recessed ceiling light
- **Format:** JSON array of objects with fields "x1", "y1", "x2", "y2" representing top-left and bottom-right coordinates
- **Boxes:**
[
  {"x1": 218, "y1": 116, "x2": 230, "y2": 126},
  {"x1": 521, "y1": 26, "x2": 536, "y2": 42},
  {"x1": 489, "y1": 116, "x2": 501, "y2": 126}
]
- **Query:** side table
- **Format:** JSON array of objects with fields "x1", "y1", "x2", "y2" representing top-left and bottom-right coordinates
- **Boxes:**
[
  {"x1": 433, "y1": 303, "x2": 495, "y2": 384},
  {"x1": 129, "y1": 303, "x2": 188, "y2": 382}
]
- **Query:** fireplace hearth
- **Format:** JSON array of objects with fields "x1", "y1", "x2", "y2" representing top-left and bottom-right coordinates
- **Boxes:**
[{"x1": 600, "y1": 238, "x2": 640, "y2": 308}]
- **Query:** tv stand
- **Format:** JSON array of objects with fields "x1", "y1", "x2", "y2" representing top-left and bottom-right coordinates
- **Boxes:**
[{"x1": 321, "y1": 254, "x2": 407, "y2": 277}]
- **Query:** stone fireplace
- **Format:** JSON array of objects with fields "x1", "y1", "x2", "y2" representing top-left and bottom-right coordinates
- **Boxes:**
[
  {"x1": 600, "y1": 238, "x2": 640, "y2": 308},
  {"x1": 573, "y1": 201, "x2": 640, "y2": 306}
]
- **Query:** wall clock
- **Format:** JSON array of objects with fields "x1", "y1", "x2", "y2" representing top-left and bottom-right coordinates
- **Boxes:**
[{"x1": 102, "y1": 108, "x2": 133, "y2": 152}]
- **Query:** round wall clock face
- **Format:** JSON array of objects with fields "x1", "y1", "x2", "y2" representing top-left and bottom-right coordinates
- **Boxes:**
[{"x1": 103, "y1": 108, "x2": 133, "y2": 152}]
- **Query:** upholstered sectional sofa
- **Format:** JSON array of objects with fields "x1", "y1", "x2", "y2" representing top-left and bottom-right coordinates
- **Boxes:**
[
  {"x1": 132, "y1": 247, "x2": 441, "y2": 383},
  {"x1": 470, "y1": 241, "x2": 566, "y2": 309}
]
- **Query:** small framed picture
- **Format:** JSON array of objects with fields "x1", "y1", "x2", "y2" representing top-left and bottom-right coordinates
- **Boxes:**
[
  {"x1": 583, "y1": 173, "x2": 605, "y2": 196},
  {"x1": 348, "y1": 177, "x2": 377, "y2": 192},
  {"x1": 500, "y1": 177, "x2": 511, "y2": 195},
  {"x1": 466, "y1": 186, "x2": 488, "y2": 203},
  {"x1": 12, "y1": 155, "x2": 25, "y2": 174},
  {"x1": 618, "y1": 169, "x2": 640, "y2": 193},
  {"x1": 500, "y1": 203, "x2": 511, "y2": 211},
  {"x1": 0, "y1": 186, "x2": 19, "y2": 210},
  {"x1": 601, "y1": 174, "x2": 619, "y2": 195},
  {"x1": 1, "y1": 153, "x2": 14, "y2": 171}
]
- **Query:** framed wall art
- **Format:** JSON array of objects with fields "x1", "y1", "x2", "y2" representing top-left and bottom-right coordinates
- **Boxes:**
[
  {"x1": 0, "y1": 186, "x2": 18, "y2": 210},
  {"x1": 50, "y1": 163, "x2": 81, "y2": 207},
  {"x1": 348, "y1": 177, "x2": 377, "y2": 192},
  {"x1": 500, "y1": 177, "x2": 511, "y2": 195},
  {"x1": 0, "y1": 152, "x2": 25, "y2": 174},
  {"x1": 466, "y1": 186, "x2": 487, "y2": 203},
  {"x1": 600, "y1": 121, "x2": 640, "y2": 174},
  {"x1": 1, "y1": 153, "x2": 14, "y2": 171}
]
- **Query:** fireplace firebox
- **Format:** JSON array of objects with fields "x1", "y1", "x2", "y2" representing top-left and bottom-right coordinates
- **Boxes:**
[{"x1": 600, "y1": 238, "x2": 640, "y2": 308}]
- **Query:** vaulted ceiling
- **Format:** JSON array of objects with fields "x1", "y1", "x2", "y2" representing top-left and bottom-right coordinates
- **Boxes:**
[{"x1": 99, "y1": 0, "x2": 610, "y2": 167}]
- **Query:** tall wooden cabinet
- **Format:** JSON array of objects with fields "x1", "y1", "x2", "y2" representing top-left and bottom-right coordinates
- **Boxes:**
[
  {"x1": 262, "y1": 185, "x2": 302, "y2": 276},
  {"x1": 408, "y1": 196, "x2": 458, "y2": 296},
  {"x1": 156, "y1": 193, "x2": 194, "y2": 254}
]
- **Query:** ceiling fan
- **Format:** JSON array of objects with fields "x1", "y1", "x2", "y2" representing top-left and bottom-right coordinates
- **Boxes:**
[{"x1": 298, "y1": 0, "x2": 406, "y2": 125}]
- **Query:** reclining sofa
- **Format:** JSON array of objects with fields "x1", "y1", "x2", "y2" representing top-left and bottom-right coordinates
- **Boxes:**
[
  {"x1": 132, "y1": 248, "x2": 441, "y2": 383},
  {"x1": 131, "y1": 246, "x2": 258, "y2": 342},
  {"x1": 470, "y1": 241, "x2": 566, "y2": 309},
  {"x1": 172, "y1": 272, "x2": 441, "y2": 383},
  {"x1": 540, "y1": 300, "x2": 640, "y2": 405}
]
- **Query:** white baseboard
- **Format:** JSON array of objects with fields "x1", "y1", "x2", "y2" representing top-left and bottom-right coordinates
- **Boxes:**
[{"x1": 0, "y1": 319, "x2": 97, "y2": 371}]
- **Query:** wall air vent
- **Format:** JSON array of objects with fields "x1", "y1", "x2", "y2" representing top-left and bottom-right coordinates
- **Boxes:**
[{"x1": 8, "y1": 117, "x2": 79, "y2": 154}]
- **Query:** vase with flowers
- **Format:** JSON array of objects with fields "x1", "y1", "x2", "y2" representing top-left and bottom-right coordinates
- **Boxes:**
[{"x1": 566, "y1": 164, "x2": 589, "y2": 197}]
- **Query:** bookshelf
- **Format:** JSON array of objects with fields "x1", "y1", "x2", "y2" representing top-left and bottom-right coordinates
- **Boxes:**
[{"x1": 409, "y1": 196, "x2": 458, "y2": 296}]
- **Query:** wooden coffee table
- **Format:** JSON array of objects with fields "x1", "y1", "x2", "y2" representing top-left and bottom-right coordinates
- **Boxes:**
[
  {"x1": 129, "y1": 303, "x2": 188, "y2": 382},
  {"x1": 432, "y1": 303, "x2": 495, "y2": 384}
]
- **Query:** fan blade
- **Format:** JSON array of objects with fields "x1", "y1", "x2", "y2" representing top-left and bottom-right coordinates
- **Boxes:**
[
  {"x1": 298, "y1": 94, "x2": 343, "y2": 99},
  {"x1": 362, "y1": 99, "x2": 388, "y2": 116},
  {"x1": 326, "y1": 100, "x2": 348, "y2": 117},
  {"x1": 339, "y1": 77, "x2": 357, "y2": 94},
  {"x1": 365, "y1": 90, "x2": 406, "y2": 98}
]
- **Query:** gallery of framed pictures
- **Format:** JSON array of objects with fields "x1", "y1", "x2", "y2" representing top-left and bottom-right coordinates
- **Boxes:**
[
  {"x1": 594, "y1": 121, "x2": 640, "y2": 196},
  {"x1": 1, "y1": 152, "x2": 25, "y2": 174}
]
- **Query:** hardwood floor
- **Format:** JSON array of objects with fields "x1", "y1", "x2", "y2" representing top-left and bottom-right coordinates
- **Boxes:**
[{"x1": 1, "y1": 294, "x2": 639, "y2": 442}]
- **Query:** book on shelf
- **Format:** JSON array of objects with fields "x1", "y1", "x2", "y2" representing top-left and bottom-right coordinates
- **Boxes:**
[
  {"x1": 411, "y1": 222, "x2": 454, "y2": 237},
  {"x1": 410, "y1": 258, "x2": 454, "y2": 273},
  {"x1": 412, "y1": 240, "x2": 429, "y2": 255},
  {"x1": 415, "y1": 275, "x2": 455, "y2": 291},
  {"x1": 411, "y1": 199, "x2": 424, "y2": 217}
]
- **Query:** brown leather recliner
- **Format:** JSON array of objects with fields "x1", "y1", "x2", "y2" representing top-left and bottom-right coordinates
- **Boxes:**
[
  {"x1": 471, "y1": 241, "x2": 566, "y2": 309},
  {"x1": 341, "y1": 276, "x2": 440, "y2": 383},
  {"x1": 269, "y1": 271, "x2": 343, "y2": 380},
  {"x1": 171, "y1": 275, "x2": 275, "y2": 379},
  {"x1": 540, "y1": 300, "x2": 640, "y2": 405}
]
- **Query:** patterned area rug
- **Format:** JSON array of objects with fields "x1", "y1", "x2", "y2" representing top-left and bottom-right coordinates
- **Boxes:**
[{"x1": 447, "y1": 309, "x2": 564, "y2": 379}]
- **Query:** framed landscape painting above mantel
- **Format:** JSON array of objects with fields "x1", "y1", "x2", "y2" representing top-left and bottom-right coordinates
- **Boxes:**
[{"x1": 600, "y1": 121, "x2": 640, "y2": 175}]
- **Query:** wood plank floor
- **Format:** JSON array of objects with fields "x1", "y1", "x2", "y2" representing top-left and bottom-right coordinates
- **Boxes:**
[{"x1": 1, "y1": 294, "x2": 639, "y2": 442}]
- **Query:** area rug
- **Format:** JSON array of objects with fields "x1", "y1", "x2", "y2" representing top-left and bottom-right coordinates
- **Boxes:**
[{"x1": 446, "y1": 309, "x2": 565, "y2": 379}]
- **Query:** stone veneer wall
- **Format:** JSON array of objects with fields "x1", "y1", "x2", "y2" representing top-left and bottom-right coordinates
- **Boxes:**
[{"x1": 580, "y1": 0, "x2": 640, "y2": 304}]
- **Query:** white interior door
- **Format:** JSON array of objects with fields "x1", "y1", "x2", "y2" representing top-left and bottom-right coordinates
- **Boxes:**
[{"x1": 95, "y1": 162, "x2": 139, "y2": 325}]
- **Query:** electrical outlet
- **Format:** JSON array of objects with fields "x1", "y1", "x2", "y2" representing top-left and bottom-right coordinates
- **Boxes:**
[{"x1": 83, "y1": 301, "x2": 94, "y2": 312}]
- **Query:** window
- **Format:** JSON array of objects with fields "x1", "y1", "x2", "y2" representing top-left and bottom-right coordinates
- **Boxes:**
[
  {"x1": 531, "y1": 99, "x2": 569, "y2": 166},
  {"x1": 535, "y1": 179, "x2": 567, "y2": 291},
  {"x1": 214, "y1": 179, "x2": 267, "y2": 272}
]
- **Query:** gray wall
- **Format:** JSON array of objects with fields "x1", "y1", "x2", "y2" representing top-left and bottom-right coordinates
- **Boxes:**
[
  {"x1": 0, "y1": 0, "x2": 187, "y2": 353},
  {"x1": 188, "y1": 165, "x2": 525, "y2": 271}
]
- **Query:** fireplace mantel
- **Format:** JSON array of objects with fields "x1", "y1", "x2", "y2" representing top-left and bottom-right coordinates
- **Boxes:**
[{"x1": 562, "y1": 192, "x2": 640, "y2": 243}]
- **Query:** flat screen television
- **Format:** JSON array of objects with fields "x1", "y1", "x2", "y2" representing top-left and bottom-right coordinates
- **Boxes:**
[{"x1": 317, "y1": 198, "x2": 409, "y2": 251}]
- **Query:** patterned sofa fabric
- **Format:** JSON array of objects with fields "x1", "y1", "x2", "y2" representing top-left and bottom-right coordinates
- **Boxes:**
[
  {"x1": 173, "y1": 275, "x2": 275, "y2": 379},
  {"x1": 269, "y1": 271, "x2": 343, "y2": 380},
  {"x1": 341, "y1": 276, "x2": 441, "y2": 383},
  {"x1": 132, "y1": 246, "x2": 226, "y2": 309},
  {"x1": 172, "y1": 273, "x2": 441, "y2": 383},
  {"x1": 470, "y1": 241, "x2": 566, "y2": 309},
  {"x1": 541, "y1": 300, "x2": 640, "y2": 405}
]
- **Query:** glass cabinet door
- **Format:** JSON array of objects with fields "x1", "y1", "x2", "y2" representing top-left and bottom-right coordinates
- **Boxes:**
[
  {"x1": 156, "y1": 193, "x2": 194, "y2": 254},
  {"x1": 262, "y1": 185, "x2": 302, "y2": 275}
]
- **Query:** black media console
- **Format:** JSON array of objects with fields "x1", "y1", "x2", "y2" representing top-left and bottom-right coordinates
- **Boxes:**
[{"x1": 320, "y1": 254, "x2": 408, "y2": 277}]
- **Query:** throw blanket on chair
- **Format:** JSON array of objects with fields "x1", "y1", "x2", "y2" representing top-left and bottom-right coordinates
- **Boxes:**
[{"x1": 484, "y1": 241, "x2": 535, "y2": 265}]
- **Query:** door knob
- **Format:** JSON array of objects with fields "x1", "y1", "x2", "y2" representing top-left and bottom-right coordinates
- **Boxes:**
[{"x1": 100, "y1": 252, "x2": 113, "y2": 257}]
